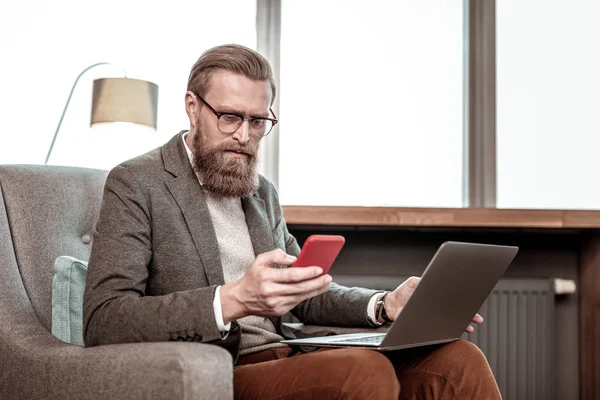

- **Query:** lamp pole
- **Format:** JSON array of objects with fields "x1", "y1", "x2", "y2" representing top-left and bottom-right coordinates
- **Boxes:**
[{"x1": 44, "y1": 62, "x2": 126, "y2": 165}]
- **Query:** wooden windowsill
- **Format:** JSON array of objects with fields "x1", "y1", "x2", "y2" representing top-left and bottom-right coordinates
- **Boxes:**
[{"x1": 282, "y1": 206, "x2": 600, "y2": 229}]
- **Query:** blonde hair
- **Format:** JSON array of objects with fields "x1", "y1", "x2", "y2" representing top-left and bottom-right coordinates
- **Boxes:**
[{"x1": 187, "y1": 44, "x2": 276, "y2": 102}]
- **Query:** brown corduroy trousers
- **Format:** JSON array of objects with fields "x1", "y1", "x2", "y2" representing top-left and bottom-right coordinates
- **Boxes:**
[{"x1": 234, "y1": 340, "x2": 501, "y2": 399}]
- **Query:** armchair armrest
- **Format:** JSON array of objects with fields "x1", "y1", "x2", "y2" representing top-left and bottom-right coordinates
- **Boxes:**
[
  {"x1": 0, "y1": 253, "x2": 233, "y2": 399},
  {"x1": 2, "y1": 326, "x2": 233, "y2": 400}
]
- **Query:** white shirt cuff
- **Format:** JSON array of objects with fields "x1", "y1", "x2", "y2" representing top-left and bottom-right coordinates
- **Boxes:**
[
  {"x1": 213, "y1": 286, "x2": 232, "y2": 333},
  {"x1": 367, "y1": 293, "x2": 384, "y2": 325}
]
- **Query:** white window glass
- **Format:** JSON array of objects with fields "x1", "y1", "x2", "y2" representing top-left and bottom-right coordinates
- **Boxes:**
[
  {"x1": 0, "y1": 0, "x2": 255, "y2": 170},
  {"x1": 279, "y1": 0, "x2": 464, "y2": 206},
  {"x1": 497, "y1": 0, "x2": 600, "y2": 209}
]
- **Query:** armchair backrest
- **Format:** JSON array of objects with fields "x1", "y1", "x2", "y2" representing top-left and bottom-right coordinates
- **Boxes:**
[{"x1": 0, "y1": 165, "x2": 107, "y2": 330}]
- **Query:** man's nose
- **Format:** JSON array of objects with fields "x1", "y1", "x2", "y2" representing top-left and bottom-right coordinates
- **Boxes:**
[{"x1": 232, "y1": 120, "x2": 251, "y2": 144}]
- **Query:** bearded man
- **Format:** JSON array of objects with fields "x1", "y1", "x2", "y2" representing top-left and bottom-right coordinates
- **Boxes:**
[{"x1": 83, "y1": 44, "x2": 500, "y2": 399}]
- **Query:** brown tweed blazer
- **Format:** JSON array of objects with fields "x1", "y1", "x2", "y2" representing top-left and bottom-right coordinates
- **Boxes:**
[{"x1": 83, "y1": 132, "x2": 378, "y2": 362}]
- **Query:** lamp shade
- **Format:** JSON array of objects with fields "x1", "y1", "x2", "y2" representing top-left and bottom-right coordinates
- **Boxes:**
[{"x1": 90, "y1": 77, "x2": 158, "y2": 129}]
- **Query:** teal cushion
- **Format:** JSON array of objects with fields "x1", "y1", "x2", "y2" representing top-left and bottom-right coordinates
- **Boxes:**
[{"x1": 51, "y1": 256, "x2": 88, "y2": 346}]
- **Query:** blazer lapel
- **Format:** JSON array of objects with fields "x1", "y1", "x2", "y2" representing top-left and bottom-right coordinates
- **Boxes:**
[
  {"x1": 163, "y1": 132, "x2": 225, "y2": 287},
  {"x1": 242, "y1": 195, "x2": 275, "y2": 257}
]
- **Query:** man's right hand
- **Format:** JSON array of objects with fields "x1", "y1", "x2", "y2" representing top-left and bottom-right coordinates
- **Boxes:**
[{"x1": 220, "y1": 249, "x2": 332, "y2": 324}]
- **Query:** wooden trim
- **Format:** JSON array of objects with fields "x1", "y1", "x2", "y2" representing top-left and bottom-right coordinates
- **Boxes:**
[
  {"x1": 283, "y1": 206, "x2": 600, "y2": 229},
  {"x1": 580, "y1": 232, "x2": 600, "y2": 399},
  {"x1": 563, "y1": 211, "x2": 600, "y2": 229}
]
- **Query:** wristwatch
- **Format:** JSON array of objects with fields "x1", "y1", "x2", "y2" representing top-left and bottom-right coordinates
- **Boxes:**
[{"x1": 375, "y1": 292, "x2": 393, "y2": 324}]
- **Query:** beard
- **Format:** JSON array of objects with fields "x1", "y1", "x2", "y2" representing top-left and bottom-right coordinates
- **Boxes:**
[{"x1": 191, "y1": 126, "x2": 260, "y2": 198}]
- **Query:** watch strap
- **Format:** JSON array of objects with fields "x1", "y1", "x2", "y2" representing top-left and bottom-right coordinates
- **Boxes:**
[{"x1": 375, "y1": 292, "x2": 393, "y2": 324}]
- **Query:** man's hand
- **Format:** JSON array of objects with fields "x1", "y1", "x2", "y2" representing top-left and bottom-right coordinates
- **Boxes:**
[
  {"x1": 220, "y1": 249, "x2": 332, "y2": 324},
  {"x1": 381, "y1": 276, "x2": 420, "y2": 322},
  {"x1": 382, "y1": 276, "x2": 483, "y2": 333}
]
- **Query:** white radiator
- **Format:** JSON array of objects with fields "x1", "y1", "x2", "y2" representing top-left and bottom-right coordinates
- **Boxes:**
[{"x1": 464, "y1": 278, "x2": 566, "y2": 400}]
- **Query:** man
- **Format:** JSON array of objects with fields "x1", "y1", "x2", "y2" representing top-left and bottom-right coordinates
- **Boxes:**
[{"x1": 83, "y1": 44, "x2": 500, "y2": 399}]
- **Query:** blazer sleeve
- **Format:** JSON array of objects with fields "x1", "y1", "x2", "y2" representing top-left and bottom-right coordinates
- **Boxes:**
[
  {"x1": 83, "y1": 165, "x2": 240, "y2": 351},
  {"x1": 292, "y1": 279, "x2": 381, "y2": 328}
]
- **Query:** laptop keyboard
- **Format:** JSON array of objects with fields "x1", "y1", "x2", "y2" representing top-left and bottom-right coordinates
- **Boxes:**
[{"x1": 331, "y1": 334, "x2": 385, "y2": 344}]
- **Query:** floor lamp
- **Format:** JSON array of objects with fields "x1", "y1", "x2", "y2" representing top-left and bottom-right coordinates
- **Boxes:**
[{"x1": 45, "y1": 62, "x2": 159, "y2": 164}]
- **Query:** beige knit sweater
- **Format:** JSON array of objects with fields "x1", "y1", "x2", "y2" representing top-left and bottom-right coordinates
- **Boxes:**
[{"x1": 204, "y1": 190, "x2": 288, "y2": 355}]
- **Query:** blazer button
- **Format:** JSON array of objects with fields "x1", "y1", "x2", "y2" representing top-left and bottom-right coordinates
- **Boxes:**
[{"x1": 81, "y1": 234, "x2": 92, "y2": 244}]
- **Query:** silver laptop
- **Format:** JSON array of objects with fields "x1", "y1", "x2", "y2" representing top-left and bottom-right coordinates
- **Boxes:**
[{"x1": 281, "y1": 241, "x2": 519, "y2": 351}]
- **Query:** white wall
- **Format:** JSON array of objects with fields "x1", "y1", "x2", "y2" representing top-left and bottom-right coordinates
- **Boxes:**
[
  {"x1": 497, "y1": 0, "x2": 600, "y2": 209},
  {"x1": 278, "y1": 0, "x2": 465, "y2": 207},
  {"x1": 0, "y1": 0, "x2": 256, "y2": 170}
]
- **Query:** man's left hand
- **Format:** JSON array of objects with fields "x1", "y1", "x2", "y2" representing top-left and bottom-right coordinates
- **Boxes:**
[{"x1": 383, "y1": 276, "x2": 484, "y2": 333}]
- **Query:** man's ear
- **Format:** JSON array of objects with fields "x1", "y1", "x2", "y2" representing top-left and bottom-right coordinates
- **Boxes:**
[{"x1": 185, "y1": 91, "x2": 199, "y2": 120}]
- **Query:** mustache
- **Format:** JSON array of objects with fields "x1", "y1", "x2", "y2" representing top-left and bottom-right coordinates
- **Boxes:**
[{"x1": 217, "y1": 143, "x2": 257, "y2": 157}]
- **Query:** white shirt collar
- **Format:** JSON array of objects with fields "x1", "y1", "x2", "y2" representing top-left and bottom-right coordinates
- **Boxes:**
[
  {"x1": 182, "y1": 131, "x2": 194, "y2": 164},
  {"x1": 182, "y1": 131, "x2": 203, "y2": 185}
]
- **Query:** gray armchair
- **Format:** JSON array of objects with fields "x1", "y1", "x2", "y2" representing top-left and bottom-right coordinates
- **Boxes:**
[
  {"x1": 0, "y1": 165, "x2": 233, "y2": 400},
  {"x1": 0, "y1": 164, "x2": 388, "y2": 400}
]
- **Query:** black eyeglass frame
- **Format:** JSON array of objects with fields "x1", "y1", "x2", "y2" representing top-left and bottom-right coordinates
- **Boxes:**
[{"x1": 194, "y1": 92, "x2": 278, "y2": 137}]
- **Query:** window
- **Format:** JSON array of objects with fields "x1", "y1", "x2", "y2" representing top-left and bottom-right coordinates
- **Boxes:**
[
  {"x1": 278, "y1": 0, "x2": 465, "y2": 206},
  {"x1": 0, "y1": 0, "x2": 256, "y2": 169},
  {"x1": 496, "y1": 0, "x2": 600, "y2": 209}
]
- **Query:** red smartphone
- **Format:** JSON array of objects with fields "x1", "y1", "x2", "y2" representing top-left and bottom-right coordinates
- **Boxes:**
[{"x1": 293, "y1": 235, "x2": 345, "y2": 275}]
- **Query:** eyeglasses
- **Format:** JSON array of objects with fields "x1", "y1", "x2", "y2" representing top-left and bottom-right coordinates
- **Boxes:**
[{"x1": 194, "y1": 93, "x2": 278, "y2": 137}]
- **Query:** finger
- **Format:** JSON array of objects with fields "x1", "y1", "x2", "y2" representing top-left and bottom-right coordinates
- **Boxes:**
[
  {"x1": 405, "y1": 276, "x2": 421, "y2": 289},
  {"x1": 269, "y1": 275, "x2": 332, "y2": 296},
  {"x1": 255, "y1": 249, "x2": 297, "y2": 268},
  {"x1": 274, "y1": 283, "x2": 331, "y2": 313},
  {"x1": 271, "y1": 265, "x2": 324, "y2": 283},
  {"x1": 472, "y1": 314, "x2": 484, "y2": 324},
  {"x1": 465, "y1": 325, "x2": 475, "y2": 333},
  {"x1": 295, "y1": 280, "x2": 332, "y2": 302}
]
